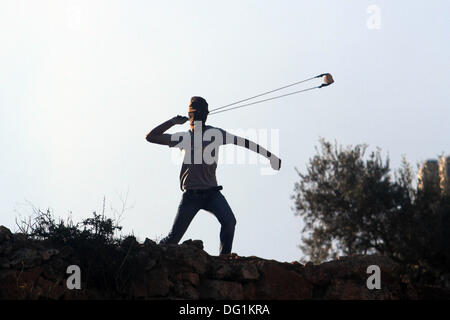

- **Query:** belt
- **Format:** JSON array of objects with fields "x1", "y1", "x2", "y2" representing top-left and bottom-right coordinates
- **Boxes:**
[{"x1": 184, "y1": 186, "x2": 223, "y2": 194}]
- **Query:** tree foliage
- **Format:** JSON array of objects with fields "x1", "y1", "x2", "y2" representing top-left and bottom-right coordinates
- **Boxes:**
[{"x1": 293, "y1": 139, "x2": 450, "y2": 285}]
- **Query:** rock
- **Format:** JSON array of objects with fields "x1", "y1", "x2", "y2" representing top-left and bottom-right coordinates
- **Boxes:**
[
  {"x1": 0, "y1": 226, "x2": 12, "y2": 243},
  {"x1": 176, "y1": 272, "x2": 200, "y2": 287},
  {"x1": 0, "y1": 269, "x2": 16, "y2": 280},
  {"x1": 41, "y1": 249, "x2": 59, "y2": 261},
  {"x1": 304, "y1": 254, "x2": 400, "y2": 286},
  {"x1": 59, "y1": 246, "x2": 73, "y2": 259},
  {"x1": 256, "y1": 261, "x2": 313, "y2": 299},
  {"x1": 9, "y1": 248, "x2": 41, "y2": 269},
  {"x1": 35, "y1": 277, "x2": 67, "y2": 300},
  {"x1": 173, "y1": 282, "x2": 200, "y2": 299},
  {"x1": 200, "y1": 280, "x2": 243, "y2": 300},
  {"x1": 145, "y1": 259, "x2": 157, "y2": 271},
  {"x1": 2, "y1": 243, "x2": 13, "y2": 257},
  {"x1": 13, "y1": 233, "x2": 28, "y2": 242},
  {"x1": 182, "y1": 239, "x2": 204, "y2": 250},
  {"x1": 121, "y1": 236, "x2": 138, "y2": 249},
  {"x1": 169, "y1": 245, "x2": 208, "y2": 274},
  {"x1": 0, "y1": 227, "x2": 447, "y2": 300},
  {"x1": 238, "y1": 263, "x2": 260, "y2": 280},
  {"x1": 0, "y1": 257, "x2": 10, "y2": 268},
  {"x1": 211, "y1": 262, "x2": 233, "y2": 280},
  {"x1": 144, "y1": 238, "x2": 157, "y2": 247},
  {"x1": 146, "y1": 268, "x2": 171, "y2": 297},
  {"x1": 14, "y1": 267, "x2": 44, "y2": 298},
  {"x1": 129, "y1": 280, "x2": 147, "y2": 298},
  {"x1": 324, "y1": 278, "x2": 399, "y2": 300},
  {"x1": 0, "y1": 270, "x2": 19, "y2": 299},
  {"x1": 179, "y1": 285, "x2": 199, "y2": 299}
]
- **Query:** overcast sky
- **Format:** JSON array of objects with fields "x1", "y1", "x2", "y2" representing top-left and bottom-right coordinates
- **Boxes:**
[{"x1": 0, "y1": 0, "x2": 449, "y2": 262}]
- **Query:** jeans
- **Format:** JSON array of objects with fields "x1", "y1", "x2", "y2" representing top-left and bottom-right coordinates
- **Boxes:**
[{"x1": 159, "y1": 190, "x2": 236, "y2": 254}]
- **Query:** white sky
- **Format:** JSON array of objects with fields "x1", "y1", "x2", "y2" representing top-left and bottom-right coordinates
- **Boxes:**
[{"x1": 0, "y1": 1, "x2": 449, "y2": 262}]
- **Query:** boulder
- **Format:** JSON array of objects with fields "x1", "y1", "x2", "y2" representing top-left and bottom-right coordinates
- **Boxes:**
[
  {"x1": 0, "y1": 226, "x2": 12, "y2": 243},
  {"x1": 176, "y1": 272, "x2": 200, "y2": 287},
  {"x1": 41, "y1": 249, "x2": 59, "y2": 261},
  {"x1": 238, "y1": 263, "x2": 260, "y2": 280},
  {"x1": 182, "y1": 239, "x2": 204, "y2": 250},
  {"x1": 9, "y1": 248, "x2": 42, "y2": 269},
  {"x1": 255, "y1": 261, "x2": 313, "y2": 299},
  {"x1": 200, "y1": 280, "x2": 243, "y2": 300}
]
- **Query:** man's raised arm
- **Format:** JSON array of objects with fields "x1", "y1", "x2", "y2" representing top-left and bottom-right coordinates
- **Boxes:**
[{"x1": 146, "y1": 115, "x2": 188, "y2": 146}]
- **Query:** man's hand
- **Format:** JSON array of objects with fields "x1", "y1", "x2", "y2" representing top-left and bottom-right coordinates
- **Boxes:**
[
  {"x1": 171, "y1": 115, "x2": 189, "y2": 125},
  {"x1": 146, "y1": 115, "x2": 188, "y2": 145},
  {"x1": 269, "y1": 155, "x2": 282, "y2": 171}
]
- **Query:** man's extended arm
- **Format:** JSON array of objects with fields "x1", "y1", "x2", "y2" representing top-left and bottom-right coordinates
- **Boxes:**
[
  {"x1": 146, "y1": 115, "x2": 188, "y2": 146},
  {"x1": 227, "y1": 133, "x2": 281, "y2": 170}
]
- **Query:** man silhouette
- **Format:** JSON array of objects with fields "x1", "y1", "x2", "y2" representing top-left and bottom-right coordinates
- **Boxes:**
[{"x1": 146, "y1": 96, "x2": 281, "y2": 255}]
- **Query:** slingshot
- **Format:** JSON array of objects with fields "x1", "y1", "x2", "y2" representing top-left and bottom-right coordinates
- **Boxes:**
[{"x1": 208, "y1": 73, "x2": 334, "y2": 116}]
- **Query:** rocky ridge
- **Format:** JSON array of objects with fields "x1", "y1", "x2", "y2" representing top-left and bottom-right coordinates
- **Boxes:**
[{"x1": 0, "y1": 226, "x2": 447, "y2": 299}]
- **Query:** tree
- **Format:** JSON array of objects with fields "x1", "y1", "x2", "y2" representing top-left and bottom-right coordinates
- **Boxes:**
[{"x1": 292, "y1": 139, "x2": 450, "y2": 285}]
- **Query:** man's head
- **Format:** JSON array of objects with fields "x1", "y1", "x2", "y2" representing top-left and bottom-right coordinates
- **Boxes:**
[{"x1": 188, "y1": 96, "x2": 209, "y2": 130}]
